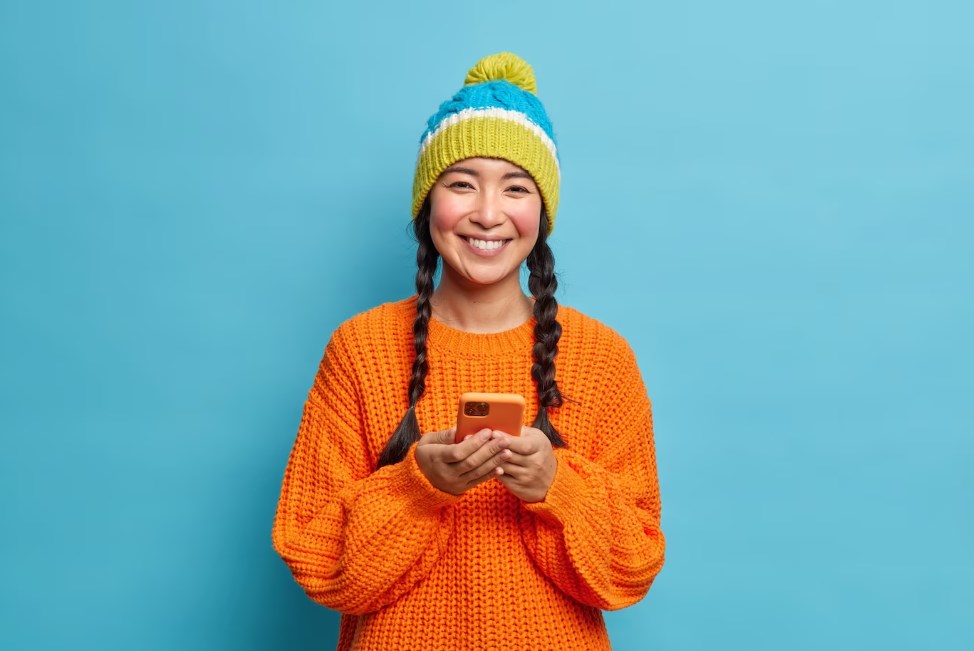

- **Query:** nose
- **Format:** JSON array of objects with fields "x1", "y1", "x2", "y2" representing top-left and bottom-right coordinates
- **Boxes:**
[{"x1": 470, "y1": 192, "x2": 505, "y2": 229}]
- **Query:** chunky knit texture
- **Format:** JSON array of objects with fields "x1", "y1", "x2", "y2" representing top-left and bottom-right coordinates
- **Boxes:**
[
  {"x1": 413, "y1": 52, "x2": 561, "y2": 231},
  {"x1": 273, "y1": 297, "x2": 665, "y2": 651}
]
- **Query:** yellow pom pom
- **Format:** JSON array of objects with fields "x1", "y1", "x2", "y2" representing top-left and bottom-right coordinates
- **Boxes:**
[{"x1": 464, "y1": 52, "x2": 537, "y2": 94}]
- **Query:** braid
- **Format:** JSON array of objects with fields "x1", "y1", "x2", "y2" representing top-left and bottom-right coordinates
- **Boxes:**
[
  {"x1": 527, "y1": 214, "x2": 567, "y2": 448},
  {"x1": 376, "y1": 202, "x2": 438, "y2": 469}
]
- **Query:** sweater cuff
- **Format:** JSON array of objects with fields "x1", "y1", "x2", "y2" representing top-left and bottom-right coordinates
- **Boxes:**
[
  {"x1": 522, "y1": 449, "x2": 585, "y2": 525},
  {"x1": 386, "y1": 445, "x2": 461, "y2": 513}
]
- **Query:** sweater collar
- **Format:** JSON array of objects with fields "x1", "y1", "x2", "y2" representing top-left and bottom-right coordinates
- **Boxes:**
[{"x1": 402, "y1": 296, "x2": 537, "y2": 357}]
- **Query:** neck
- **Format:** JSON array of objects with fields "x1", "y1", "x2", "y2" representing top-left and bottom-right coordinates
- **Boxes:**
[{"x1": 431, "y1": 269, "x2": 533, "y2": 334}]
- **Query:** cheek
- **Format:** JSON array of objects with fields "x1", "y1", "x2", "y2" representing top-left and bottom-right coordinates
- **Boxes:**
[
  {"x1": 428, "y1": 203, "x2": 461, "y2": 258},
  {"x1": 429, "y1": 193, "x2": 465, "y2": 233},
  {"x1": 509, "y1": 202, "x2": 543, "y2": 240}
]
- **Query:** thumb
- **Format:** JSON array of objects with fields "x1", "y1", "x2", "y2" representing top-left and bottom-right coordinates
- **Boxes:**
[{"x1": 420, "y1": 427, "x2": 456, "y2": 446}]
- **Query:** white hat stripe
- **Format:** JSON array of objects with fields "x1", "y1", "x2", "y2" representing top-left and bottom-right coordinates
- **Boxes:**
[{"x1": 420, "y1": 107, "x2": 561, "y2": 177}]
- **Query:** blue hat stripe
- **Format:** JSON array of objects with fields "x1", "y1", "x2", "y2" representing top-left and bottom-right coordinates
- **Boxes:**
[{"x1": 422, "y1": 81, "x2": 556, "y2": 146}]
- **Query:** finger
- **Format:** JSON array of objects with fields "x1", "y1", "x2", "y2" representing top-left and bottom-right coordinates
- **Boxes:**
[
  {"x1": 496, "y1": 470, "x2": 520, "y2": 488},
  {"x1": 493, "y1": 432, "x2": 540, "y2": 455},
  {"x1": 418, "y1": 427, "x2": 457, "y2": 447},
  {"x1": 463, "y1": 469, "x2": 500, "y2": 490},
  {"x1": 438, "y1": 428, "x2": 492, "y2": 463},
  {"x1": 495, "y1": 451, "x2": 533, "y2": 468},
  {"x1": 454, "y1": 438, "x2": 512, "y2": 477}
]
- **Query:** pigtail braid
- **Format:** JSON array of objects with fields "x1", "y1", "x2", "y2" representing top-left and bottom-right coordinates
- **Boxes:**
[
  {"x1": 526, "y1": 215, "x2": 567, "y2": 448},
  {"x1": 376, "y1": 203, "x2": 438, "y2": 469}
]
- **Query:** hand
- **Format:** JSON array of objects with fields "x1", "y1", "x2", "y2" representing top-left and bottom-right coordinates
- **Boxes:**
[
  {"x1": 493, "y1": 427, "x2": 557, "y2": 503},
  {"x1": 414, "y1": 427, "x2": 512, "y2": 495}
]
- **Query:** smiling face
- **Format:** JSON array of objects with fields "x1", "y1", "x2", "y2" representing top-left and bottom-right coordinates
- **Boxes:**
[{"x1": 428, "y1": 157, "x2": 544, "y2": 291}]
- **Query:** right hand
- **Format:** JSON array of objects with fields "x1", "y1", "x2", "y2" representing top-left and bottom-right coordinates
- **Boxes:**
[{"x1": 414, "y1": 427, "x2": 512, "y2": 495}]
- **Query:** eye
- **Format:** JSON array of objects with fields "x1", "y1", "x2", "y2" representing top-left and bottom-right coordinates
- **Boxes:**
[
  {"x1": 506, "y1": 185, "x2": 531, "y2": 194},
  {"x1": 447, "y1": 180, "x2": 475, "y2": 190}
]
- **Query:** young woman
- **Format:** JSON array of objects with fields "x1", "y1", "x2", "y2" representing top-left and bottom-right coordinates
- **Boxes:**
[{"x1": 273, "y1": 52, "x2": 666, "y2": 650}]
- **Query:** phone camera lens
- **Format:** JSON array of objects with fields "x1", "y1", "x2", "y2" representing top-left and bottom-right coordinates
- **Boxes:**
[{"x1": 465, "y1": 402, "x2": 489, "y2": 417}]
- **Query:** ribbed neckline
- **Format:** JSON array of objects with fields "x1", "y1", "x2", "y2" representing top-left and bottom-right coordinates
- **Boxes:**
[{"x1": 396, "y1": 296, "x2": 536, "y2": 357}]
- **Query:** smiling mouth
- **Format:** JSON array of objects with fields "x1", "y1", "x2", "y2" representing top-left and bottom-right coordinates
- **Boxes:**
[{"x1": 462, "y1": 236, "x2": 511, "y2": 251}]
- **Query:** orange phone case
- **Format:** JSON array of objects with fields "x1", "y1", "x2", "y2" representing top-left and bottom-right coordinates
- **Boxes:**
[{"x1": 454, "y1": 392, "x2": 526, "y2": 443}]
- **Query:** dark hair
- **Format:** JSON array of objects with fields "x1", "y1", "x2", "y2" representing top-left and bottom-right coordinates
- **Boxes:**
[
  {"x1": 525, "y1": 215, "x2": 566, "y2": 447},
  {"x1": 375, "y1": 201, "x2": 565, "y2": 469}
]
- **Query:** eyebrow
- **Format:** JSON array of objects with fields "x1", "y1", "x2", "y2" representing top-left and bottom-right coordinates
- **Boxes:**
[{"x1": 442, "y1": 166, "x2": 533, "y2": 181}]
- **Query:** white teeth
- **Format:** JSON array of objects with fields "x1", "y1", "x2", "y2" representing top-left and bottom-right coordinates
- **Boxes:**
[{"x1": 466, "y1": 237, "x2": 506, "y2": 250}]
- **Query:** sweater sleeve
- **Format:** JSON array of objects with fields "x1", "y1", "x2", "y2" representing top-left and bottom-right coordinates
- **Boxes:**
[
  {"x1": 519, "y1": 342, "x2": 666, "y2": 610},
  {"x1": 272, "y1": 326, "x2": 459, "y2": 615}
]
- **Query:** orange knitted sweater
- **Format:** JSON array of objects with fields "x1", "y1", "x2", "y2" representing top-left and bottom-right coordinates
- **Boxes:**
[{"x1": 272, "y1": 297, "x2": 665, "y2": 650}]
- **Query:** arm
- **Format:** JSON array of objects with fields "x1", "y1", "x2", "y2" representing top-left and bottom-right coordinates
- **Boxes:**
[
  {"x1": 518, "y1": 347, "x2": 666, "y2": 610},
  {"x1": 271, "y1": 327, "x2": 459, "y2": 615}
]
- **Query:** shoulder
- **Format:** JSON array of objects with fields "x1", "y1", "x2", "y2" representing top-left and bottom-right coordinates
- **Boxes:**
[
  {"x1": 326, "y1": 296, "x2": 416, "y2": 360},
  {"x1": 557, "y1": 304, "x2": 636, "y2": 360},
  {"x1": 555, "y1": 305, "x2": 650, "y2": 411},
  {"x1": 555, "y1": 304, "x2": 643, "y2": 384},
  {"x1": 334, "y1": 297, "x2": 415, "y2": 338}
]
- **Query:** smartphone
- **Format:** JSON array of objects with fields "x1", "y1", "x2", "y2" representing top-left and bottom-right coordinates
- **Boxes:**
[{"x1": 454, "y1": 392, "x2": 526, "y2": 443}]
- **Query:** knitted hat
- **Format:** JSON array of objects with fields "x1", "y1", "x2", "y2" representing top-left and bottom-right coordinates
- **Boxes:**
[{"x1": 412, "y1": 52, "x2": 560, "y2": 233}]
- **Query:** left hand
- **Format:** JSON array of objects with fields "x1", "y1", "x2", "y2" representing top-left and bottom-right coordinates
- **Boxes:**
[{"x1": 490, "y1": 426, "x2": 557, "y2": 503}]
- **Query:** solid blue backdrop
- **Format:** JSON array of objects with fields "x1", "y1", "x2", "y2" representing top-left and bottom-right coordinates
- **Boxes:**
[{"x1": 1, "y1": 1, "x2": 971, "y2": 649}]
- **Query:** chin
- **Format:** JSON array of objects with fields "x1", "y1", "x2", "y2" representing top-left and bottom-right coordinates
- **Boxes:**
[
  {"x1": 462, "y1": 271, "x2": 516, "y2": 287},
  {"x1": 443, "y1": 261, "x2": 518, "y2": 289}
]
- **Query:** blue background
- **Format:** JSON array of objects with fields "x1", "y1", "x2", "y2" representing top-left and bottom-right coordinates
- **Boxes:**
[{"x1": 1, "y1": 1, "x2": 971, "y2": 649}]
